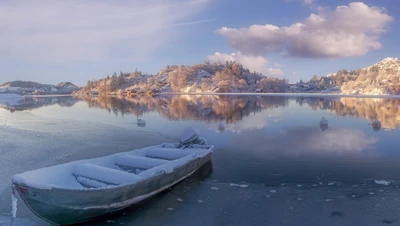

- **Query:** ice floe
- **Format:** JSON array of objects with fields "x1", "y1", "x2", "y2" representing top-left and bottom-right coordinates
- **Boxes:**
[
  {"x1": 374, "y1": 180, "x2": 391, "y2": 186},
  {"x1": 229, "y1": 183, "x2": 249, "y2": 188}
]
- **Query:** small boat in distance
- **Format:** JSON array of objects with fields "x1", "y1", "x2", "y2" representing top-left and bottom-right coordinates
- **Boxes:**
[{"x1": 12, "y1": 127, "x2": 213, "y2": 225}]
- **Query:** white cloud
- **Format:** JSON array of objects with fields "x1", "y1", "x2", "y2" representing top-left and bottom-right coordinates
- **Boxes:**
[
  {"x1": 0, "y1": 0, "x2": 209, "y2": 63},
  {"x1": 292, "y1": 71, "x2": 297, "y2": 76},
  {"x1": 275, "y1": 63, "x2": 284, "y2": 68},
  {"x1": 227, "y1": 127, "x2": 378, "y2": 155},
  {"x1": 212, "y1": 108, "x2": 284, "y2": 133},
  {"x1": 267, "y1": 68, "x2": 284, "y2": 76},
  {"x1": 206, "y1": 52, "x2": 284, "y2": 76},
  {"x1": 217, "y1": 2, "x2": 393, "y2": 58},
  {"x1": 284, "y1": 127, "x2": 378, "y2": 153}
]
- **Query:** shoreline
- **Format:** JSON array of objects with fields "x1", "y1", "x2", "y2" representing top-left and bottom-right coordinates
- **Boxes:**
[
  {"x1": 2, "y1": 92, "x2": 400, "y2": 99},
  {"x1": 160, "y1": 92, "x2": 400, "y2": 99},
  {"x1": 72, "y1": 92, "x2": 400, "y2": 99}
]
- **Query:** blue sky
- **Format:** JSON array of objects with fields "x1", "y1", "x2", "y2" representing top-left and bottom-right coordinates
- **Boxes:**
[{"x1": 0, "y1": 0, "x2": 398, "y2": 85}]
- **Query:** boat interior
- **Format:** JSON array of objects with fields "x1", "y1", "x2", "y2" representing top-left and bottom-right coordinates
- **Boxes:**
[
  {"x1": 13, "y1": 145, "x2": 212, "y2": 190},
  {"x1": 72, "y1": 147, "x2": 199, "y2": 189}
]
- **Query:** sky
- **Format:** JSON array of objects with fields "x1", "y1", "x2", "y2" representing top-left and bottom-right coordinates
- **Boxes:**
[{"x1": 0, "y1": 0, "x2": 399, "y2": 86}]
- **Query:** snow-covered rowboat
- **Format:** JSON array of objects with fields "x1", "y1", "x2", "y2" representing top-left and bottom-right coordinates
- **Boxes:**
[{"x1": 12, "y1": 127, "x2": 213, "y2": 225}]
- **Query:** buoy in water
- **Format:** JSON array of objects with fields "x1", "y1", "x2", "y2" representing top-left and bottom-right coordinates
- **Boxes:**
[
  {"x1": 137, "y1": 118, "x2": 146, "y2": 127},
  {"x1": 217, "y1": 123, "x2": 225, "y2": 132},
  {"x1": 319, "y1": 117, "x2": 328, "y2": 131},
  {"x1": 372, "y1": 120, "x2": 381, "y2": 132}
]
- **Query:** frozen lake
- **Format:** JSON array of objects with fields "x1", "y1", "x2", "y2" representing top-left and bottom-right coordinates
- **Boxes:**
[{"x1": 1, "y1": 95, "x2": 400, "y2": 225}]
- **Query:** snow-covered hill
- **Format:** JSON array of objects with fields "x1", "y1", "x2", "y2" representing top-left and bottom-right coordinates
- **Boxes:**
[
  {"x1": 0, "y1": 81, "x2": 81, "y2": 95},
  {"x1": 74, "y1": 62, "x2": 288, "y2": 96},
  {"x1": 292, "y1": 57, "x2": 400, "y2": 95}
]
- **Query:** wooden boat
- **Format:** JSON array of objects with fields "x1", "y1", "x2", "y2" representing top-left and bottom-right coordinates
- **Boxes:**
[{"x1": 12, "y1": 127, "x2": 213, "y2": 225}]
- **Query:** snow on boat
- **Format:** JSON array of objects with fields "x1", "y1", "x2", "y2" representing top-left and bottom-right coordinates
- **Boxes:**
[{"x1": 11, "y1": 127, "x2": 213, "y2": 225}]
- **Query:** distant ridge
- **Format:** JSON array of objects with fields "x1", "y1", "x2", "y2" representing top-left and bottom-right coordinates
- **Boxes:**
[{"x1": 0, "y1": 81, "x2": 81, "y2": 95}]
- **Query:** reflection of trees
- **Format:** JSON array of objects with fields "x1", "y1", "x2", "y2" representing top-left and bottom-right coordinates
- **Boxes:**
[
  {"x1": 9, "y1": 96, "x2": 79, "y2": 111},
  {"x1": 78, "y1": 95, "x2": 289, "y2": 123},
  {"x1": 296, "y1": 97, "x2": 400, "y2": 129}
]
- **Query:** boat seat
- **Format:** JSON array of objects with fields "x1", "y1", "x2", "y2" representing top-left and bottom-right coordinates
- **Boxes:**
[
  {"x1": 144, "y1": 147, "x2": 194, "y2": 160},
  {"x1": 72, "y1": 163, "x2": 142, "y2": 187},
  {"x1": 114, "y1": 155, "x2": 169, "y2": 170}
]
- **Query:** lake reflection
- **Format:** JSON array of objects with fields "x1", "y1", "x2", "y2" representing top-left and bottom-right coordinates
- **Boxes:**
[
  {"x1": 75, "y1": 95, "x2": 398, "y2": 129},
  {"x1": 3, "y1": 94, "x2": 400, "y2": 183},
  {"x1": 7, "y1": 95, "x2": 400, "y2": 130},
  {"x1": 2, "y1": 94, "x2": 400, "y2": 225}
]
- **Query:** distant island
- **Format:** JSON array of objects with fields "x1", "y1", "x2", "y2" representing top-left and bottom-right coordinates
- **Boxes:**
[
  {"x1": 1, "y1": 57, "x2": 399, "y2": 96},
  {"x1": 0, "y1": 81, "x2": 80, "y2": 95},
  {"x1": 73, "y1": 57, "x2": 400, "y2": 96}
]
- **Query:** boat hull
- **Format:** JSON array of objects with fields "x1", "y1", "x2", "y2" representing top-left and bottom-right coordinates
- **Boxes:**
[{"x1": 14, "y1": 152, "x2": 212, "y2": 225}]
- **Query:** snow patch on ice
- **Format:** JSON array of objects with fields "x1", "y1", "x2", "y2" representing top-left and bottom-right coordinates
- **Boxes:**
[
  {"x1": 177, "y1": 198, "x2": 183, "y2": 202},
  {"x1": 325, "y1": 199, "x2": 333, "y2": 202},
  {"x1": 229, "y1": 183, "x2": 249, "y2": 188},
  {"x1": 374, "y1": 180, "x2": 391, "y2": 186},
  {"x1": 270, "y1": 190, "x2": 277, "y2": 193},
  {"x1": 211, "y1": 186, "x2": 219, "y2": 190}
]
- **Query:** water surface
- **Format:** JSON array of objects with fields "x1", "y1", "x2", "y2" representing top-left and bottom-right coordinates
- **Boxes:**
[{"x1": 1, "y1": 94, "x2": 400, "y2": 225}]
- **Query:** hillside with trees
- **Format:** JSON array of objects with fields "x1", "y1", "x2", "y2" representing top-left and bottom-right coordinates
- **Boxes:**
[
  {"x1": 74, "y1": 61, "x2": 289, "y2": 95},
  {"x1": 75, "y1": 57, "x2": 400, "y2": 96},
  {"x1": 290, "y1": 58, "x2": 400, "y2": 95}
]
